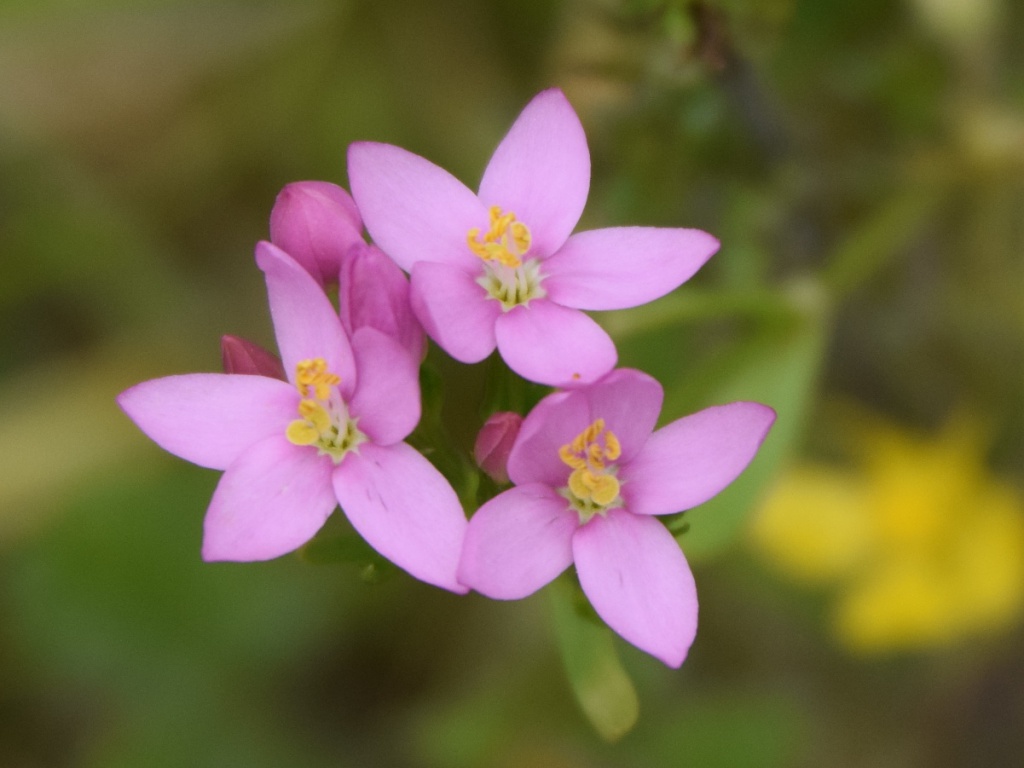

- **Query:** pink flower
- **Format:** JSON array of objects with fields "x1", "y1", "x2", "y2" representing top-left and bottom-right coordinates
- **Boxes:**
[
  {"x1": 348, "y1": 89, "x2": 720, "y2": 388},
  {"x1": 457, "y1": 369, "x2": 775, "y2": 665},
  {"x1": 269, "y1": 181, "x2": 364, "y2": 286},
  {"x1": 118, "y1": 242, "x2": 467, "y2": 592}
]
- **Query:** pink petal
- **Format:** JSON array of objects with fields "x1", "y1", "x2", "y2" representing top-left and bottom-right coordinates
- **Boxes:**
[
  {"x1": 269, "y1": 181, "x2": 364, "y2": 286},
  {"x1": 621, "y1": 402, "x2": 776, "y2": 516},
  {"x1": 117, "y1": 374, "x2": 297, "y2": 470},
  {"x1": 478, "y1": 89, "x2": 590, "y2": 258},
  {"x1": 347, "y1": 327, "x2": 420, "y2": 446},
  {"x1": 494, "y1": 301, "x2": 617, "y2": 387},
  {"x1": 339, "y1": 243, "x2": 425, "y2": 362},
  {"x1": 202, "y1": 436, "x2": 336, "y2": 561},
  {"x1": 333, "y1": 442, "x2": 468, "y2": 593},
  {"x1": 543, "y1": 227, "x2": 719, "y2": 310},
  {"x1": 573, "y1": 509, "x2": 698, "y2": 667},
  {"x1": 410, "y1": 261, "x2": 500, "y2": 363},
  {"x1": 582, "y1": 368, "x2": 663, "y2": 464},
  {"x1": 347, "y1": 141, "x2": 486, "y2": 272},
  {"x1": 506, "y1": 390, "x2": 589, "y2": 488},
  {"x1": 256, "y1": 242, "x2": 355, "y2": 394},
  {"x1": 457, "y1": 483, "x2": 577, "y2": 599}
]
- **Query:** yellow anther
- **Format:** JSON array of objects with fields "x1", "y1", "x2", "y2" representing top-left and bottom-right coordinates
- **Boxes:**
[
  {"x1": 294, "y1": 358, "x2": 341, "y2": 400},
  {"x1": 604, "y1": 431, "x2": 621, "y2": 461},
  {"x1": 298, "y1": 399, "x2": 331, "y2": 433},
  {"x1": 559, "y1": 419, "x2": 623, "y2": 514},
  {"x1": 511, "y1": 221, "x2": 531, "y2": 253},
  {"x1": 287, "y1": 399, "x2": 333, "y2": 449},
  {"x1": 568, "y1": 469, "x2": 590, "y2": 500},
  {"x1": 590, "y1": 474, "x2": 621, "y2": 506},
  {"x1": 286, "y1": 419, "x2": 320, "y2": 446},
  {"x1": 467, "y1": 206, "x2": 532, "y2": 268},
  {"x1": 559, "y1": 445, "x2": 587, "y2": 470},
  {"x1": 566, "y1": 467, "x2": 621, "y2": 507}
]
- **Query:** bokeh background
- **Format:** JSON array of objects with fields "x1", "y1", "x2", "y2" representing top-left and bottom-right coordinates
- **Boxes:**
[{"x1": 2, "y1": 0, "x2": 1022, "y2": 765}]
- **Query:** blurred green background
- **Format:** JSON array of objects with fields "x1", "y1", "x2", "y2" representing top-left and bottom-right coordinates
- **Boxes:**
[{"x1": 1, "y1": 0, "x2": 1022, "y2": 765}]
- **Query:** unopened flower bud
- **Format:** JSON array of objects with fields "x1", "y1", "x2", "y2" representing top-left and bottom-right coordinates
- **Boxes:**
[
  {"x1": 269, "y1": 181, "x2": 364, "y2": 286},
  {"x1": 474, "y1": 412, "x2": 523, "y2": 485},
  {"x1": 221, "y1": 335, "x2": 286, "y2": 379},
  {"x1": 339, "y1": 242, "x2": 425, "y2": 361}
]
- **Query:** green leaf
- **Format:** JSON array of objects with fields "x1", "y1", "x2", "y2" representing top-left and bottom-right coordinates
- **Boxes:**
[
  {"x1": 549, "y1": 577, "x2": 639, "y2": 742},
  {"x1": 822, "y1": 189, "x2": 940, "y2": 297}
]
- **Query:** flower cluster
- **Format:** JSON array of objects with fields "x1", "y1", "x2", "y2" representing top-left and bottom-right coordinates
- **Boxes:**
[{"x1": 119, "y1": 89, "x2": 775, "y2": 667}]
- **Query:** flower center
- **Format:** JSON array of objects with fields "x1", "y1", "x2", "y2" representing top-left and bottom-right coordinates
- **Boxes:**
[
  {"x1": 467, "y1": 205, "x2": 531, "y2": 268},
  {"x1": 468, "y1": 206, "x2": 546, "y2": 311},
  {"x1": 558, "y1": 418, "x2": 623, "y2": 523},
  {"x1": 285, "y1": 358, "x2": 365, "y2": 463}
]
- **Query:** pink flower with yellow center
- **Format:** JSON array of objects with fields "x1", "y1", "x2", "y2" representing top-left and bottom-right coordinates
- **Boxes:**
[
  {"x1": 117, "y1": 243, "x2": 467, "y2": 592},
  {"x1": 348, "y1": 89, "x2": 720, "y2": 388},
  {"x1": 457, "y1": 369, "x2": 775, "y2": 666}
]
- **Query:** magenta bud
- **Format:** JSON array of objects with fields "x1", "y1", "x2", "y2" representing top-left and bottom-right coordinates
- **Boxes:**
[
  {"x1": 474, "y1": 412, "x2": 523, "y2": 485},
  {"x1": 269, "y1": 181, "x2": 364, "y2": 286},
  {"x1": 339, "y1": 242, "x2": 426, "y2": 361},
  {"x1": 221, "y1": 335, "x2": 286, "y2": 380}
]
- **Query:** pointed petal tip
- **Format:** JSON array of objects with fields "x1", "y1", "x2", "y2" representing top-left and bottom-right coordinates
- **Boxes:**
[
  {"x1": 199, "y1": 536, "x2": 286, "y2": 563},
  {"x1": 621, "y1": 400, "x2": 778, "y2": 516},
  {"x1": 346, "y1": 140, "x2": 381, "y2": 170},
  {"x1": 200, "y1": 540, "x2": 235, "y2": 563},
  {"x1": 738, "y1": 400, "x2": 778, "y2": 438},
  {"x1": 573, "y1": 510, "x2": 698, "y2": 669},
  {"x1": 254, "y1": 239, "x2": 291, "y2": 272},
  {"x1": 535, "y1": 86, "x2": 569, "y2": 103},
  {"x1": 479, "y1": 89, "x2": 589, "y2": 256},
  {"x1": 652, "y1": 645, "x2": 689, "y2": 669}
]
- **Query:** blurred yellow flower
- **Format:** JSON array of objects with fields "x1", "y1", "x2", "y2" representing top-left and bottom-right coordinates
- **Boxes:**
[{"x1": 750, "y1": 413, "x2": 1024, "y2": 654}]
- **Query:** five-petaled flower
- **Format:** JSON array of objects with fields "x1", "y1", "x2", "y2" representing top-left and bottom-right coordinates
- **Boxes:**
[
  {"x1": 118, "y1": 242, "x2": 467, "y2": 592},
  {"x1": 348, "y1": 88, "x2": 720, "y2": 387},
  {"x1": 457, "y1": 369, "x2": 775, "y2": 666}
]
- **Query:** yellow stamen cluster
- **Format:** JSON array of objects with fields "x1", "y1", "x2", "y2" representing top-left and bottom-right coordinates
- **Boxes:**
[
  {"x1": 285, "y1": 358, "x2": 362, "y2": 461},
  {"x1": 467, "y1": 206, "x2": 532, "y2": 268},
  {"x1": 295, "y1": 358, "x2": 341, "y2": 400},
  {"x1": 559, "y1": 419, "x2": 623, "y2": 515}
]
